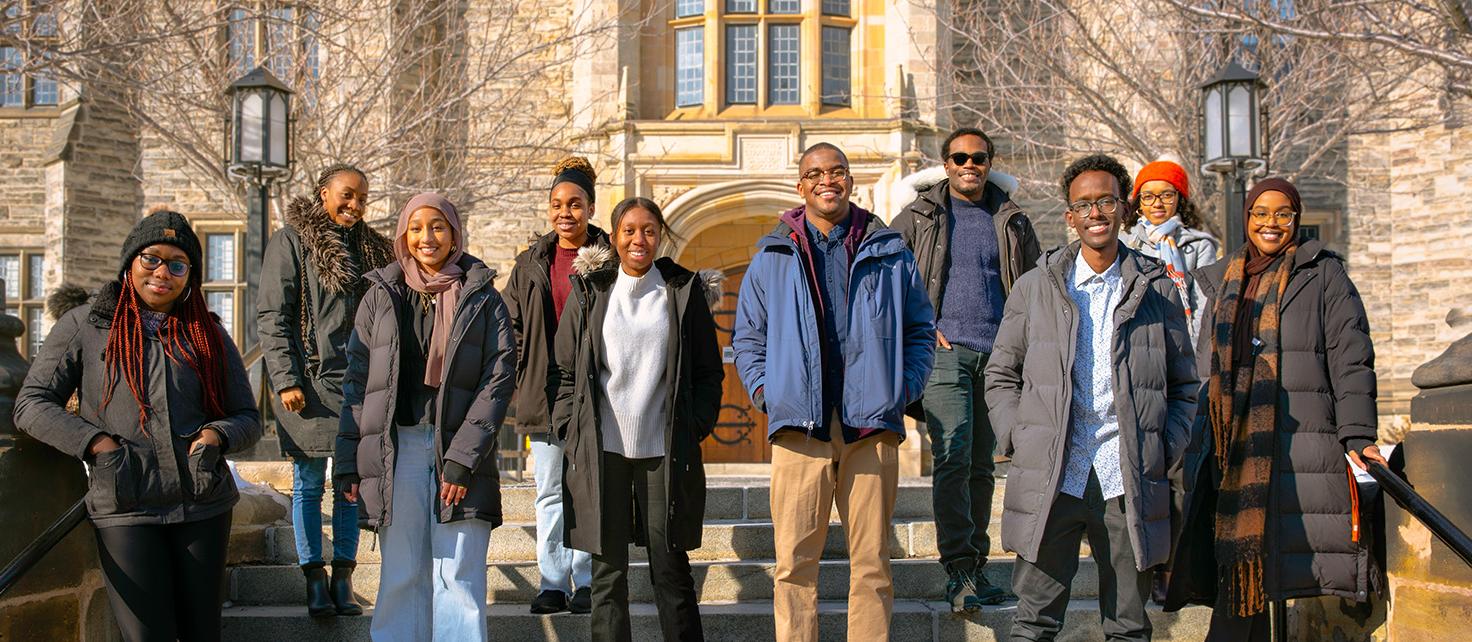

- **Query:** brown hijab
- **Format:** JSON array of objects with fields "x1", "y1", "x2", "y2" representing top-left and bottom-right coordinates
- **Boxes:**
[
  {"x1": 394, "y1": 192, "x2": 466, "y2": 387},
  {"x1": 1231, "y1": 178, "x2": 1302, "y2": 365}
]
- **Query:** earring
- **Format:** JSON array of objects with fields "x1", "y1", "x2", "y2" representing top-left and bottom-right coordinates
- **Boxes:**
[{"x1": 181, "y1": 287, "x2": 192, "y2": 303}]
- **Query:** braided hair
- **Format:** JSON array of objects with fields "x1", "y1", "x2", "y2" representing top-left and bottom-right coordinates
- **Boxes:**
[
  {"x1": 315, "y1": 163, "x2": 367, "y2": 207},
  {"x1": 101, "y1": 267, "x2": 229, "y2": 432}
]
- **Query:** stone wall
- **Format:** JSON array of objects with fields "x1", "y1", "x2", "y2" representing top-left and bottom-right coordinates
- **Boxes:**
[{"x1": 1345, "y1": 121, "x2": 1472, "y2": 427}]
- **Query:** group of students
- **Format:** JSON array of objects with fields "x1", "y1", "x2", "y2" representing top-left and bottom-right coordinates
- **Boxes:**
[{"x1": 8, "y1": 125, "x2": 1384, "y2": 642}]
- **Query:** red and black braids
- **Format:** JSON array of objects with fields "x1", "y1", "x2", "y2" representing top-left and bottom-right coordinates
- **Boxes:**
[{"x1": 101, "y1": 273, "x2": 229, "y2": 431}]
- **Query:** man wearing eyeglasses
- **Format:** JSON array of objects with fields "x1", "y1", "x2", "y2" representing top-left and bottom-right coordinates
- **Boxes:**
[
  {"x1": 892, "y1": 127, "x2": 1041, "y2": 612},
  {"x1": 984, "y1": 154, "x2": 1198, "y2": 641},
  {"x1": 733, "y1": 142, "x2": 935, "y2": 642}
]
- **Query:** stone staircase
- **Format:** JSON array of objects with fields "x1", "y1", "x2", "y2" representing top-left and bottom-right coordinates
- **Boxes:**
[{"x1": 220, "y1": 475, "x2": 1210, "y2": 640}]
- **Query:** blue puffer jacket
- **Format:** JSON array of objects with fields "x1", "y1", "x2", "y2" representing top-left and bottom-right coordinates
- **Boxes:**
[{"x1": 733, "y1": 205, "x2": 935, "y2": 440}]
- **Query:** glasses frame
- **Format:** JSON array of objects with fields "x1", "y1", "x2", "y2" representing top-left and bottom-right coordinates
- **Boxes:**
[
  {"x1": 1248, "y1": 209, "x2": 1297, "y2": 225},
  {"x1": 1137, "y1": 190, "x2": 1179, "y2": 206},
  {"x1": 137, "y1": 253, "x2": 192, "y2": 278},
  {"x1": 1066, "y1": 196, "x2": 1122, "y2": 216},
  {"x1": 801, "y1": 167, "x2": 851, "y2": 184}
]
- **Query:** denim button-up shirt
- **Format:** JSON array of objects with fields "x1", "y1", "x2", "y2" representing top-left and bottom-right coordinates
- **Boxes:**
[
  {"x1": 1061, "y1": 250, "x2": 1125, "y2": 500},
  {"x1": 806, "y1": 218, "x2": 849, "y2": 424}
]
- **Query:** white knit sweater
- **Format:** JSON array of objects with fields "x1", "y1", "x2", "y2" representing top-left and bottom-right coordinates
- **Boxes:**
[{"x1": 597, "y1": 267, "x2": 671, "y2": 458}]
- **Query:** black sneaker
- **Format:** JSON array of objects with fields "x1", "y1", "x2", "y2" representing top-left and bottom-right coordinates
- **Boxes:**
[
  {"x1": 530, "y1": 589, "x2": 569, "y2": 614},
  {"x1": 971, "y1": 568, "x2": 1011, "y2": 606},
  {"x1": 568, "y1": 586, "x2": 592, "y2": 614},
  {"x1": 945, "y1": 565, "x2": 980, "y2": 614}
]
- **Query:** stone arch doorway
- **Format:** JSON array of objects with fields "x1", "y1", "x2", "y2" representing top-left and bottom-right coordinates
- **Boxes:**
[{"x1": 665, "y1": 182, "x2": 798, "y2": 463}]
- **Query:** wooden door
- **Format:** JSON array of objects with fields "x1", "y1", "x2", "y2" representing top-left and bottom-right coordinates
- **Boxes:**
[{"x1": 702, "y1": 264, "x2": 772, "y2": 463}]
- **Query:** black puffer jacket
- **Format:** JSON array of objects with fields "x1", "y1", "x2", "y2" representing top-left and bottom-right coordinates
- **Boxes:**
[
  {"x1": 334, "y1": 256, "x2": 516, "y2": 531},
  {"x1": 258, "y1": 196, "x2": 394, "y2": 457},
  {"x1": 503, "y1": 226, "x2": 610, "y2": 435},
  {"x1": 550, "y1": 249, "x2": 724, "y2": 555},
  {"x1": 890, "y1": 174, "x2": 1041, "y2": 309},
  {"x1": 1167, "y1": 239, "x2": 1380, "y2": 608},
  {"x1": 15, "y1": 283, "x2": 261, "y2": 527}
]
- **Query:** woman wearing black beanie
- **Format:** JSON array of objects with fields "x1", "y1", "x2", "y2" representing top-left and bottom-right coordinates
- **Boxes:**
[
  {"x1": 503, "y1": 156, "x2": 607, "y2": 614},
  {"x1": 14, "y1": 209, "x2": 262, "y2": 642}
]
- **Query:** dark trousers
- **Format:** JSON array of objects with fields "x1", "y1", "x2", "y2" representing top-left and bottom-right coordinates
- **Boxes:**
[
  {"x1": 923, "y1": 345, "x2": 997, "y2": 569},
  {"x1": 94, "y1": 510, "x2": 233, "y2": 642},
  {"x1": 1205, "y1": 608, "x2": 1269, "y2": 641},
  {"x1": 1010, "y1": 474, "x2": 1152, "y2": 641},
  {"x1": 591, "y1": 452, "x2": 703, "y2": 642}
]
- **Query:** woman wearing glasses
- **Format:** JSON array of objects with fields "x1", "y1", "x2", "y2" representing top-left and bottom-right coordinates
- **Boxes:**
[
  {"x1": 1165, "y1": 178, "x2": 1385, "y2": 640},
  {"x1": 1123, "y1": 160, "x2": 1220, "y2": 341},
  {"x1": 15, "y1": 210, "x2": 261, "y2": 642}
]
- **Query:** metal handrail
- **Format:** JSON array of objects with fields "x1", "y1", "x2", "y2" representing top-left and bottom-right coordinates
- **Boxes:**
[
  {"x1": 0, "y1": 499, "x2": 87, "y2": 599},
  {"x1": 1365, "y1": 460, "x2": 1472, "y2": 569}
]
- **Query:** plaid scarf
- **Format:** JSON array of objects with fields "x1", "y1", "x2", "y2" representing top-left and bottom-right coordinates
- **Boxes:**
[{"x1": 1207, "y1": 243, "x2": 1297, "y2": 617}]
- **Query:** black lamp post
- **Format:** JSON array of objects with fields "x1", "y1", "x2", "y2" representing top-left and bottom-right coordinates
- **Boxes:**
[
  {"x1": 1200, "y1": 61, "x2": 1267, "y2": 254},
  {"x1": 224, "y1": 66, "x2": 293, "y2": 354}
]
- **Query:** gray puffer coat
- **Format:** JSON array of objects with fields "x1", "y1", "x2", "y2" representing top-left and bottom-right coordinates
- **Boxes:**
[
  {"x1": 334, "y1": 256, "x2": 516, "y2": 531},
  {"x1": 14, "y1": 282, "x2": 261, "y2": 527},
  {"x1": 1167, "y1": 239, "x2": 1379, "y2": 607},
  {"x1": 984, "y1": 242, "x2": 1199, "y2": 571},
  {"x1": 258, "y1": 196, "x2": 394, "y2": 457}
]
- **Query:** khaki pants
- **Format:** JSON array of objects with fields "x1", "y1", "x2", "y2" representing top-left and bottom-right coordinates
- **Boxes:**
[{"x1": 770, "y1": 420, "x2": 900, "y2": 642}]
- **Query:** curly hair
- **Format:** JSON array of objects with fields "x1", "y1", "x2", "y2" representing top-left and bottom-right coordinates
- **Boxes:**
[
  {"x1": 1123, "y1": 191, "x2": 1205, "y2": 230},
  {"x1": 1059, "y1": 154, "x2": 1133, "y2": 203},
  {"x1": 553, "y1": 156, "x2": 597, "y2": 181}
]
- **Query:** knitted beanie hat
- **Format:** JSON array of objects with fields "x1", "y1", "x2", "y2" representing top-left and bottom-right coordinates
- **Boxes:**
[
  {"x1": 1131, "y1": 160, "x2": 1190, "y2": 200},
  {"x1": 118, "y1": 210, "x2": 203, "y2": 279}
]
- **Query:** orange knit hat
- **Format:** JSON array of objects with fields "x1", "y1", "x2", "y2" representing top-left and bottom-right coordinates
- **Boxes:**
[{"x1": 1131, "y1": 160, "x2": 1190, "y2": 200}]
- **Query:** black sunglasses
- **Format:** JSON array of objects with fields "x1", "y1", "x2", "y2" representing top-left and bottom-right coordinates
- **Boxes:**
[
  {"x1": 138, "y1": 253, "x2": 191, "y2": 278},
  {"x1": 947, "y1": 151, "x2": 992, "y2": 167}
]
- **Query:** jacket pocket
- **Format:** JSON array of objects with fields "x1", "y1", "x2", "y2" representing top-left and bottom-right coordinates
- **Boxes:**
[
  {"x1": 186, "y1": 443, "x2": 226, "y2": 501},
  {"x1": 86, "y1": 446, "x2": 137, "y2": 515}
]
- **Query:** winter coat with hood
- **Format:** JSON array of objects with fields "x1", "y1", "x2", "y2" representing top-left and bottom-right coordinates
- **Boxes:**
[
  {"x1": 550, "y1": 248, "x2": 725, "y2": 554},
  {"x1": 1165, "y1": 238, "x2": 1380, "y2": 608},
  {"x1": 333, "y1": 255, "x2": 516, "y2": 531},
  {"x1": 503, "y1": 225, "x2": 611, "y2": 436},
  {"x1": 15, "y1": 282, "x2": 262, "y2": 527},
  {"x1": 983, "y1": 242, "x2": 1199, "y2": 571},
  {"x1": 1120, "y1": 220, "x2": 1220, "y2": 341},
  {"x1": 258, "y1": 196, "x2": 394, "y2": 457},
  {"x1": 732, "y1": 205, "x2": 935, "y2": 441},
  {"x1": 890, "y1": 167, "x2": 1042, "y2": 309}
]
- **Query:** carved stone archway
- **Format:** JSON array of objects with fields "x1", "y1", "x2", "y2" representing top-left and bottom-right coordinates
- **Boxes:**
[{"x1": 661, "y1": 179, "x2": 800, "y2": 261}]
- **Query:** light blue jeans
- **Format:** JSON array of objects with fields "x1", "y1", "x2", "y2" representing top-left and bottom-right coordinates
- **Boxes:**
[
  {"x1": 291, "y1": 456, "x2": 359, "y2": 566},
  {"x1": 371, "y1": 424, "x2": 492, "y2": 642},
  {"x1": 530, "y1": 433, "x2": 592, "y2": 592}
]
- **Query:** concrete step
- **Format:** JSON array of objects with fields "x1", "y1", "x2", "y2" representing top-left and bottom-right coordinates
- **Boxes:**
[
  {"x1": 233, "y1": 465, "x2": 957, "y2": 522},
  {"x1": 264, "y1": 518, "x2": 967, "y2": 564},
  {"x1": 229, "y1": 556, "x2": 1105, "y2": 605},
  {"x1": 220, "y1": 600, "x2": 1212, "y2": 641}
]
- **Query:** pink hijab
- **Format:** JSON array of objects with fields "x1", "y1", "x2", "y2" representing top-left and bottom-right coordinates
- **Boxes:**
[{"x1": 394, "y1": 192, "x2": 466, "y2": 388}]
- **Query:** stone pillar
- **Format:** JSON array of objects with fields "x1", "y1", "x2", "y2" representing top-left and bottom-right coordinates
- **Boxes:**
[
  {"x1": 0, "y1": 287, "x2": 115, "y2": 641},
  {"x1": 1383, "y1": 310, "x2": 1472, "y2": 640}
]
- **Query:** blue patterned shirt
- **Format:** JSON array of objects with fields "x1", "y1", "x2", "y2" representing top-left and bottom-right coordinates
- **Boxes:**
[{"x1": 1061, "y1": 250, "x2": 1125, "y2": 500}]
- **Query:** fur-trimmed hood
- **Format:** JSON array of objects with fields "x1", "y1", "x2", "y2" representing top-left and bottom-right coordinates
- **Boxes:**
[
  {"x1": 572, "y1": 245, "x2": 724, "y2": 308},
  {"x1": 284, "y1": 195, "x2": 395, "y2": 294},
  {"x1": 905, "y1": 165, "x2": 1018, "y2": 195}
]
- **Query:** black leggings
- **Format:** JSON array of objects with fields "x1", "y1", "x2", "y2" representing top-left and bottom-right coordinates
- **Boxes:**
[{"x1": 94, "y1": 510, "x2": 233, "y2": 642}]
